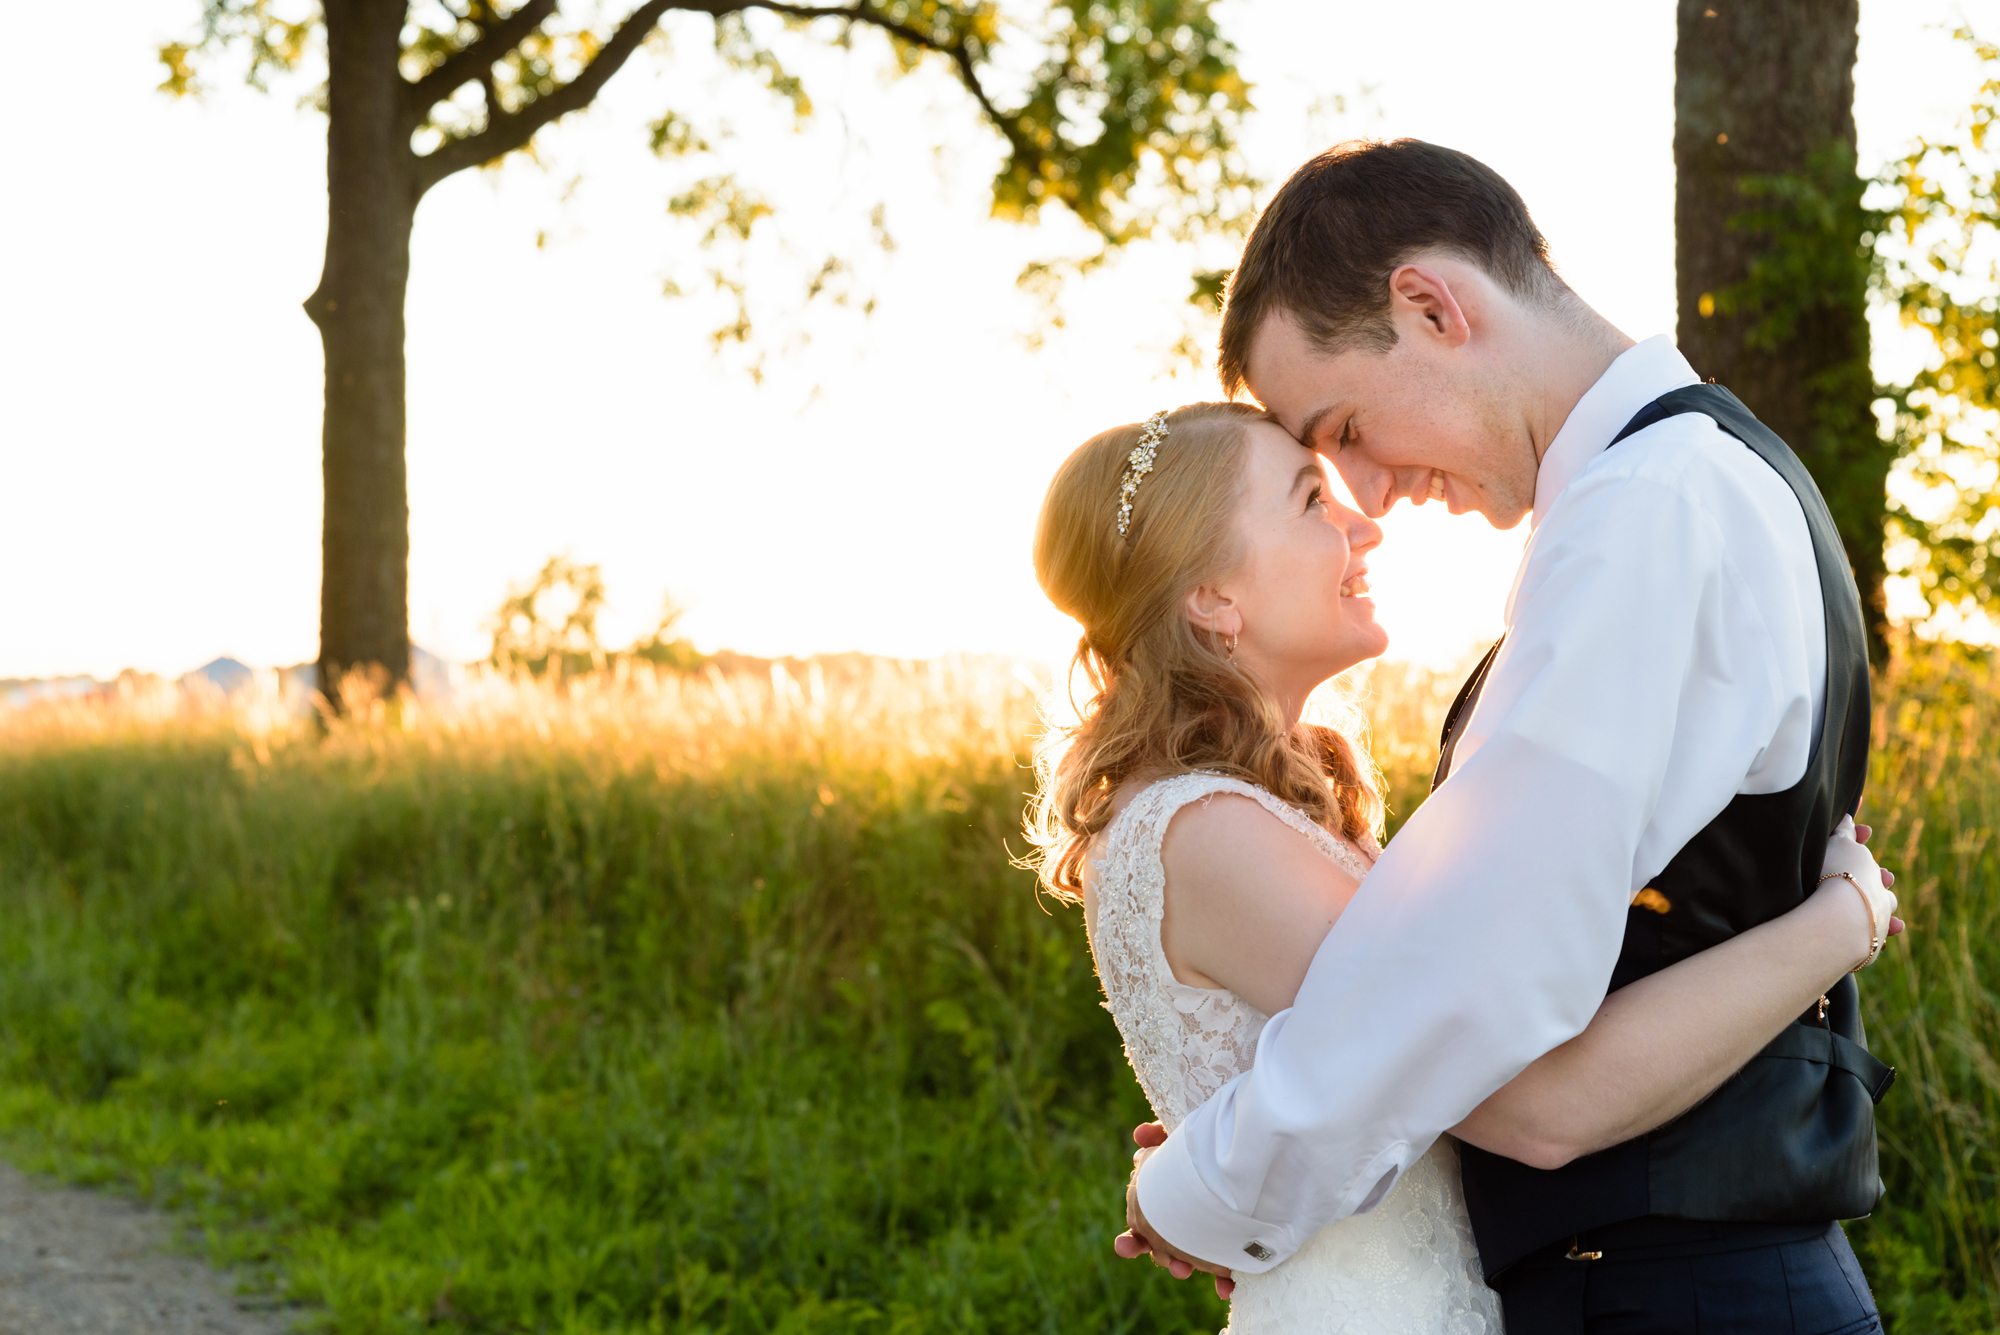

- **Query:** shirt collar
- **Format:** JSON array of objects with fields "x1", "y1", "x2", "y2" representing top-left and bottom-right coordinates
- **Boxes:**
[{"x1": 1531, "y1": 335, "x2": 1702, "y2": 528}]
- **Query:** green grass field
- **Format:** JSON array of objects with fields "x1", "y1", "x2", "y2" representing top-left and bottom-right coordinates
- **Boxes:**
[{"x1": 0, "y1": 651, "x2": 1993, "y2": 1332}]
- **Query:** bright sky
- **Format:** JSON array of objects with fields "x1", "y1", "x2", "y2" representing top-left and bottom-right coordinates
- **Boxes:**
[{"x1": 2, "y1": 1, "x2": 1993, "y2": 680}]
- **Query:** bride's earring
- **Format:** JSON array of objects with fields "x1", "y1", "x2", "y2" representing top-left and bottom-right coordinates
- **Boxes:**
[{"x1": 1206, "y1": 608, "x2": 1236, "y2": 661}]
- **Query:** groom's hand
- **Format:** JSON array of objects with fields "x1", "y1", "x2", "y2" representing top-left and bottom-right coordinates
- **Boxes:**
[{"x1": 1115, "y1": 1122, "x2": 1235, "y2": 1300}]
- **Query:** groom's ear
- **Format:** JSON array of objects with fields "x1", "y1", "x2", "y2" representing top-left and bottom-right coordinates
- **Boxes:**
[{"x1": 1388, "y1": 264, "x2": 1472, "y2": 349}]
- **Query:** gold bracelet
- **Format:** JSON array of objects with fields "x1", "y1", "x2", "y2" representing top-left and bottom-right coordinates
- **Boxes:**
[{"x1": 1819, "y1": 870, "x2": 1880, "y2": 971}]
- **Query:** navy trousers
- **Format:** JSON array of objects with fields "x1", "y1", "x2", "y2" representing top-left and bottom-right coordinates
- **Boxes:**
[{"x1": 1492, "y1": 1221, "x2": 1882, "y2": 1335}]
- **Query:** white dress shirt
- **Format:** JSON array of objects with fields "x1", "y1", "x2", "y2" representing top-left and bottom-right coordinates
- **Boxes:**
[{"x1": 1134, "y1": 335, "x2": 1829, "y2": 1272}]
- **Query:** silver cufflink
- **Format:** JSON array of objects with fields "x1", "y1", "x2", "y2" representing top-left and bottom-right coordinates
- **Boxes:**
[{"x1": 1243, "y1": 1241, "x2": 1274, "y2": 1261}]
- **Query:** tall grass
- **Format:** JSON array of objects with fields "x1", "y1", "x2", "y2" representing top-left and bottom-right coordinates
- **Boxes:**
[
  {"x1": 0, "y1": 659, "x2": 1202, "y2": 1333},
  {"x1": 0, "y1": 649, "x2": 1991, "y2": 1331},
  {"x1": 1843, "y1": 648, "x2": 2000, "y2": 1331}
]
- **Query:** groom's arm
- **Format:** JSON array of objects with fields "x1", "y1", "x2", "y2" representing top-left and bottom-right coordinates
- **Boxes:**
[{"x1": 1133, "y1": 459, "x2": 1801, "y2": 1273}]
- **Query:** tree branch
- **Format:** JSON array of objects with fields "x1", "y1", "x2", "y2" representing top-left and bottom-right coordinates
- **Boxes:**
[
  {"x1": 409, "y1": 0, "x2": 1034, "y2": 198},
  {"x1": 749, "y1": 2, "x2": 1031, "y2": 164},
  {"x1": 407, "y1": 0, "x2": 560, "y2": 114},
  {"x1": 414, "y1": 0, "x2": 691, "y2": 193},
  {"x1": 477, "y1": 64, "x2": 502, "y2": 132}
]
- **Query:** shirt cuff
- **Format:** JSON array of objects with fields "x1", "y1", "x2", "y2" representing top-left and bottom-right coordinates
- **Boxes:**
[
  {"x1": 1133, "y1": 1129, "x2": 1291, "y2": 1275},
  {"x1": 1133, "y1": 1133, "x2": 1416, "y2": 1276}
]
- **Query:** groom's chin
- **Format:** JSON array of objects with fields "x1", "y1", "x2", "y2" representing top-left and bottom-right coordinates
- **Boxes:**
[{"x1": 1475, "y1": 496, "x2": 1533, "y2": 530}]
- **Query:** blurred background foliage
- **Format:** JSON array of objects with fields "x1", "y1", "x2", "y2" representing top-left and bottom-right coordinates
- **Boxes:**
[
  {"x1": 487, "y1": 555, "x2": 707, "y2": 677},
  {"x1": 1879, "y1": 26, "x2": 2000, "y2": 640}
]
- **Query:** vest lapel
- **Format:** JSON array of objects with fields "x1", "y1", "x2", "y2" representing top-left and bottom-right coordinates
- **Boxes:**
[{"x1": 1433, "y1": 637, "x2": 1504, "y2": 792}]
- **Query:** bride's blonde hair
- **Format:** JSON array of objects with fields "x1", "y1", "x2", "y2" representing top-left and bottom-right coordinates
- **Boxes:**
[{"x1": 1024, "y1": 402, "x2": 1383, "y2": 903}]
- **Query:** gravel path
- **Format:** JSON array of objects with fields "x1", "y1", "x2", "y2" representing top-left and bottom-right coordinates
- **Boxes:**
[{"x1": 0, "y1": 1161, "x2": 295, "y2": 1335}]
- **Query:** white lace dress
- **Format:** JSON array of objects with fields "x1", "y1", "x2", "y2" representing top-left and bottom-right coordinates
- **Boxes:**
[{"x1": 1087, "y1": 772, "x2": 1502, "y2": 1335}]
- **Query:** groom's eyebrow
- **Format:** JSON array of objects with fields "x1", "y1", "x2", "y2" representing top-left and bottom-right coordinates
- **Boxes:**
[{"x1": 1297, "y1": 404, "x2": 1341, "y2": 451}]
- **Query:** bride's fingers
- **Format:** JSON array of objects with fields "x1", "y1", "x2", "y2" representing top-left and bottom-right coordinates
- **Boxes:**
[
  {"x1": 1863, "y1": 880, "x2": 1899, "y2": 968},
  {"x1": 1215, "y1": 1276, "x2": 1236, "y2": 1299},
  {"x1": 1820, "y1": 821, "x2": 1894, "y2": 941},
  {"x1": 1114, "y1": 1231, "x2": 1149, "y2": 1260},
  {"x1": 1888, "y1": 916, "x2": 1906, "y2": 937},
  {"x1": 1166, "y1": 1256, "x2": 1193, "y2": 1280},
  {"x1": 1855, "y1": 823, "x2": 1871, "y2": 843},
  {"x1": 1132, "y1": 1121, "x2": 1168, "y2": 1148}
]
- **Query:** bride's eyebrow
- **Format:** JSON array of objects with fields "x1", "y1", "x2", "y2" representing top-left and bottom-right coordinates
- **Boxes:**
[{"x1": 1289, "y1": 464, "x2": 1322, "y2": 498}]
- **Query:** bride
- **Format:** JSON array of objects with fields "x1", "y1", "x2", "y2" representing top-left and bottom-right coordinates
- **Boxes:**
[{"x1": 1024, "y1": 402, "x2": 1900, "y2": 1333}]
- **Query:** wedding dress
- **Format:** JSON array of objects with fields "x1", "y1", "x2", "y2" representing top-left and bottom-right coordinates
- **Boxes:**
[{"x1": 1088, "y1": 771, "x2": 1503, "y2": 1335}]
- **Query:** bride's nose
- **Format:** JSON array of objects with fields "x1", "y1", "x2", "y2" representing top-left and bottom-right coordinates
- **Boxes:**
[{"x1": 1348, "y1": 510, "x2": 1384, "y2": 554}]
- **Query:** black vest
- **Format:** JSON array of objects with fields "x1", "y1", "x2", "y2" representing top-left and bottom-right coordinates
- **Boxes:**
[{"x1": 1439, "y1": 385, "x2": 1894, "y2": 1280}]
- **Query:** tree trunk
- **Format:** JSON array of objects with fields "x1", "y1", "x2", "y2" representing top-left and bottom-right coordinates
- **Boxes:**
[
  {"x1": 308, "y1": 0, "x2": 416, "y2": 700},
  {"x1": 1675, "y1": 0, "x2": 1888, "y2": 663}
]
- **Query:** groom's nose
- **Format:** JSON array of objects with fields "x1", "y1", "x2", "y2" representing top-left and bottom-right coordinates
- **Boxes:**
[
  {"x1": 1329, "y1": 456, "x2": 1395, "y2": 519},
  {"x1": 1382, "y1": 463, "x2": 1443, "y2": 513}
]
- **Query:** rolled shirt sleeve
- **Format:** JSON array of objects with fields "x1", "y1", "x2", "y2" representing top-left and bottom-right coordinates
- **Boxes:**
[{"x1": 1135, "y1": 437, "x2": 1802, "y2": 1272}]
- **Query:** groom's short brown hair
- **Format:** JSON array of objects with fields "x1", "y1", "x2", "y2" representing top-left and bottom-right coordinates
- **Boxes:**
[{"x1": 1216, "y1": 139, "x2": 1566, "y2": 398}]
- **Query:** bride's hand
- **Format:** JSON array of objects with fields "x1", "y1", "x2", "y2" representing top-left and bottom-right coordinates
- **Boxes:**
[
  {"x1": 1818, "y1": 814, "x2": 1901, "y2": 969},
  {"x1": 1116, "y1": 1123, "x2": 1235, "y2": 1299}
]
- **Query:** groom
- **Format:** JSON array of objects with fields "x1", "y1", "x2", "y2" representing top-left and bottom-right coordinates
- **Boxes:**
[{"x1": 1120, "y1": 139, "x2": 1888, "y2": 1332}]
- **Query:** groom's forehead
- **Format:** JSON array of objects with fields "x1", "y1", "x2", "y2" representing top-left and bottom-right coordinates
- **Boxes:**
[
  {"x1": 1245, "y1": 317, "x2": 1371, "y2": 424},
  {"x1": 1243, "y1": 308, "x2": 1321, "y2": 390}
]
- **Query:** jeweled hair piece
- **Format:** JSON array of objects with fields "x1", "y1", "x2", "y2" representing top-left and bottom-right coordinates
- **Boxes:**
[{"x1": 1115, "y1": 410, "x2": 1172, "y2": 537}]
